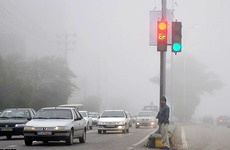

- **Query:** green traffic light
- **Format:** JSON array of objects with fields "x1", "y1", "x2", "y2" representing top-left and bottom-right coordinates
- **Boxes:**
[{"x1": 172, "y1": 43, "x2": 181, "y2": 52}]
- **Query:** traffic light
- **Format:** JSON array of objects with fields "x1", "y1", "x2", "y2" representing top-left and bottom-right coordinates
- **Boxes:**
[
  {"x1": 157, "y1": 20, "x2": 168, "y2": 51},
  {"x1": 172, "y1": 22, "x2": 182, "y2": 52}
]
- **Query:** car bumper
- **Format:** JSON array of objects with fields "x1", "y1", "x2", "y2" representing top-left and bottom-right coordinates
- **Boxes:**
[
  {"x1": 0, "y1": 127, "x2": 24, "y2": 136},
  {"x1": 24, "y1": 131, "x2": 71, "y2": 141},
  {"x1": 98, "y1": 125, "x2": 126, "y2": 131}
]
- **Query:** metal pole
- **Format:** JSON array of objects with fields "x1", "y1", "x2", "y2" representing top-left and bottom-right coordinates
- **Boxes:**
[{"x1": 160, "y1": 0, "x2": 167, "y2": 104}]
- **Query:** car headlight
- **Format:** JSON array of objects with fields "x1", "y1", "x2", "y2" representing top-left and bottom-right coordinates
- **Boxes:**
[
  {"x1": 15, "y1": 124, "x2": 26, "y2": 127},
  {"x1": 53, "y1": 126, "x2": 68, "y2": 130},
  {"x1": 24, "y1": 126, "x2": 36, "y2": 131}
]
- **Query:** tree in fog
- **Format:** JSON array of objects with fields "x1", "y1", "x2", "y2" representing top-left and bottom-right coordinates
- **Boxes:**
[
  {"x1": 25, "y1": 57, "x2": 76, "y2": 109},
  {"x1": 0, "y1": 54, "x2": 76, "y2": 110},
  {"x1": 151, "y1": 55, "x2": 223, "y2": 121}
]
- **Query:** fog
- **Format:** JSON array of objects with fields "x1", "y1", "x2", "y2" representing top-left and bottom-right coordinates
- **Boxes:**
[{"x1": 0, "y1": 0, "x2": 229, "y2": 118}]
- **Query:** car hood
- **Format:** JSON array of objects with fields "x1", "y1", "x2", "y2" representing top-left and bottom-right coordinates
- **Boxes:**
[
  {"x1": 0, "y1": 118, "x2": 28, "y2": 124},
  {"x1": 26, "y1": 119, "x2": 72, "y2": 127},
  {"x1": 99, "y1": 118, "x2": 126, "y2": 122}
]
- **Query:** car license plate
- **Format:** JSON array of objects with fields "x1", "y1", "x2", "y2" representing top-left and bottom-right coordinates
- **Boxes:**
[
  {"x1": 37, "y1": 132, "x2": 52, "y2": 135},
  {"x1": 1, "y1": 128, "x2": 13, "y2": 131}
]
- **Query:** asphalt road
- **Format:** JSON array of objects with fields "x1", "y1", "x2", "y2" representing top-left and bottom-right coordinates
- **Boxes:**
[
  {"x1": 177, "y1": 123, "x2": 230, "y2": 150},
  {"x1": 0, "y1": 127, "x2": 158, "y2": 150}
]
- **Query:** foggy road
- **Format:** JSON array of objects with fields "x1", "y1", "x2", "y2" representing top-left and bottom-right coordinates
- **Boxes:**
[
  {"x1": 176, "y1": 123, "x2": 230, "y2": 150},
  {"x1": 0, "y1": 127, "x2": 157, "y2": 150}
]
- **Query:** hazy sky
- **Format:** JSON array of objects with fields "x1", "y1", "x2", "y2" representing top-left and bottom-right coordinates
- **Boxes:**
[{"x1": 0, "y1": 0, "x2": 229, "y2": 117}]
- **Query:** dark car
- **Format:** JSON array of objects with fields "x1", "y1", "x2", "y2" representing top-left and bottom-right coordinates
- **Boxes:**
[{"x1": 0, "y1": 108, "x2": 36, "y2": 139}]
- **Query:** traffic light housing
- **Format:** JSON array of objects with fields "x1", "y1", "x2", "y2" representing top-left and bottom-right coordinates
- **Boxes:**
[
  {"x1": 172, "y1": 22, "x2": 182, "y2": 52},
  {"x1": 157, "y1": 20, "x2": 168, "y2": 51}
]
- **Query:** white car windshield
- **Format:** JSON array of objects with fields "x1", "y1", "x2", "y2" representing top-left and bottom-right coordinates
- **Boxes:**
[
  {"x1": 0, "y1": 109, "x2": 30, "y2": 118},
  {"x1": 101, "y1": 111, "x2": 125, "y2": 118},
  {"x1": 138, "y1": 112, "x2": 155, "y2": 117},
  {"x1": 34, "y1": 109, "x2": 72, "y2": 119}
]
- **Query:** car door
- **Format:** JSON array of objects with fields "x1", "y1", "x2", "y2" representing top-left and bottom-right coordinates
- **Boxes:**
[
  {"x1": 72, "y1": 110, "x2": 80, "y2": 137},
  {"x1": 74, "y1": 110, "x2": 84, "y2": 137}
]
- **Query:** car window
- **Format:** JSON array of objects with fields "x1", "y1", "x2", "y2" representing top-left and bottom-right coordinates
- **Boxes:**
[
  {"x1": 101, "y1": 111, "x2": 125, "y2": 118},
  {"x1": 74, "y1": 110, "x2": 82, "y2": 119},
  {"x1": 72, "y1": 110, "x2": 77, "y2": 120},
  {"x1": 0, "y1": 109, "x2": 30, "y2": 118},
  {"x1": 138, "y1": 112, "x2": 155, "y2": 117},
  {"x1": 33, "y1": 109, "x2": 73, "y2": 119}
]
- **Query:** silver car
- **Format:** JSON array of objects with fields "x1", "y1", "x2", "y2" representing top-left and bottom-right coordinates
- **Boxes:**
[{"x1": 24, "y1": 107, "x2": 87, "y2": 146}]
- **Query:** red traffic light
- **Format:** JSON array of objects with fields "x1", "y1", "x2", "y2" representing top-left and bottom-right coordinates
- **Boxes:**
[{"x1": 157, "y1": 20, "x2": 167, "y2": 51}]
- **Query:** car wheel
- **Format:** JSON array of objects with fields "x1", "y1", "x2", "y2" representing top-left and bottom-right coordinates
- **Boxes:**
[
  {"x1": 89, "y1": 126, "x2": 93, "y2": 130},
  {"x1": 66, "y1": 130, "x2": 74, "y2": 145},
  {"x1": 98, "y1": 130, "x2": 102, "y2": 134},
  {"x1": 24, "y1": 137, "x2": 33, "y2": 146},
  {"x1": 103, "y1": 130, "x2": 106, "y2": 134},
  {"x1": 79, "y1": 130, "x2": 86, "y2": 143},
  {"x1": 6, "y1": 135, "x2": 12, "y2": 140}
]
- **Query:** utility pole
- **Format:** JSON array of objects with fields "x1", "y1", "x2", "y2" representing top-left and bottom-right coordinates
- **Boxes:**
[{"x1": 159, "y1": 0, "x2": 167, "y2": 104}]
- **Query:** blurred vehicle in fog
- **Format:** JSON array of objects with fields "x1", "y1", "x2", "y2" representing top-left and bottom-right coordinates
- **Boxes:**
[
  {"x1": 135, "y1": 111, "x2": 157, "y2": 128},
  {"x1": 89, "y1": 112, "x2": 100, "y2": 126},
  {"x1": 216, "y1": 116, "x2": 230, "y2": 126},
  {"x1": 98, "y1": 110, "x2": 130, "y2": 134},
  {"x1": 0, "y1": 108, "x2": 36, "y2": 139},
  {"x1": 79, "y1": 111, "x2": 93, "y2": 130}
]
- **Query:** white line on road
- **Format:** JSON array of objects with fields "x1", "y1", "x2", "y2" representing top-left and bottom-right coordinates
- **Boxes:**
[
  {"x1": 132, "y1": 128, "x2": 157, "y2": 147},
  {"x1": 181, "y1": 126, "x2": 189, "y2": 149}
]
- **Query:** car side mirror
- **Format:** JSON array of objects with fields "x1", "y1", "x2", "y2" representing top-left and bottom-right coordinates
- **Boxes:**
[{"x1": 27, "y1": 117, "x2": 32, "y2": 121}]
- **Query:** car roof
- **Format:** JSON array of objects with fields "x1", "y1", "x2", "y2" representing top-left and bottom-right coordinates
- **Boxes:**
[
  {"x1": 138, "y1": 111, "x2": 154, "y2": 113},
  {"x1": 40, "y1": 107, "x2": 74, "y2": 110},
  {"x1": 103, "y1": 110, "x2": 125, "y2": 112},
  {"x1": 58, "y1": 104, "x2": 83, "y2": 108},
  {"x1": 4, "y1": 108, "x2": 34, "y2": 110}
]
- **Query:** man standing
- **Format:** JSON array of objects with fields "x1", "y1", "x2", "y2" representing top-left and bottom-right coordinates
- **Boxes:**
[{"x1": 156, "y1": 96, "x2": 170, "y2": 149}]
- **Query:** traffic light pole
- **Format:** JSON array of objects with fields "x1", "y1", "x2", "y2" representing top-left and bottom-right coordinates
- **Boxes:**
[{"x1": 160, "y1": 0, "x2": 167, "y2": 104}]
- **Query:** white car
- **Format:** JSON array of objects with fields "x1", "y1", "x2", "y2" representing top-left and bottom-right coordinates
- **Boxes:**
[
  {"x1": 24, "y1": 107, "x2": 87, "y2": 146},
  {"x1": 135, "y1": 111, "x2": 157, "y2": 128},
  {"x1": 79, "y1": 111, "x2": 93, "y2": 130},
  {"x1": 98, "y1": 110, "x2": 130, "y2": 134}
]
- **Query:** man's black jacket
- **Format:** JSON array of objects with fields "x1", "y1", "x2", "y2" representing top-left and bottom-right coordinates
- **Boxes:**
[{"x1": 156, "y1": 104, "x2": 170, "y2": 124}]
